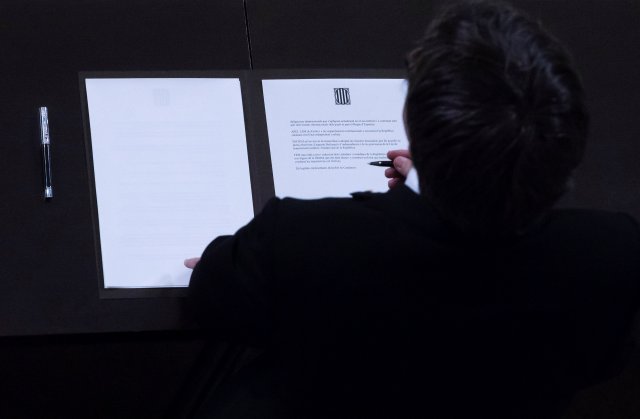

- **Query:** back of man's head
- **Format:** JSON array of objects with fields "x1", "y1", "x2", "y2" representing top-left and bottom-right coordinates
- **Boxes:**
[{"x1": 405, "y1": 0, "x2": 589, "y2": 236}]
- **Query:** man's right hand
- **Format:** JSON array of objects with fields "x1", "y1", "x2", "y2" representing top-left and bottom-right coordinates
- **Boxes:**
[{"x1": 385, "y1": 149, "x2": 413, "y2": 188}]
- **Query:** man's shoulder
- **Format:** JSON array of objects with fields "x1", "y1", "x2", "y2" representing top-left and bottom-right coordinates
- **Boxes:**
[
  {"x1": 255, "y1": 189, "x2": 426, "y2": 238},
  {"x1": 274, "y1": 184, "x2": 421, "y2": 211},
  {"x1": 546, "y1": 208, "x2": 640, "y2": 238},
  {"x1": 535, "y1": 208, "x2": 640, "y2": 274},
  {"x1": 275, "y1": 190, "x2": 393, "y2": 215}
]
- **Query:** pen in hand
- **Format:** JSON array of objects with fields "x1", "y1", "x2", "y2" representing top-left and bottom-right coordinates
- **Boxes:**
[{"x1": 368, "y1": 160, "x2": 394, "y2": 167}]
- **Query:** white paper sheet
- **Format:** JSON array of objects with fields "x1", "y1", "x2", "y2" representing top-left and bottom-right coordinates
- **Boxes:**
[
  {"x1": 85, "y1": 78, "x2": 254, "y2": 288},
  {"x1": 262, "y1": 79, "x2": 409, "y2": 199}
]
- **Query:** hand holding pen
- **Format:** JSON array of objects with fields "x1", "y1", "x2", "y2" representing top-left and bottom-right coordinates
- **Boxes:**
[{"x1": 369, "y1": 149, "x2": 413, "y2": 189}]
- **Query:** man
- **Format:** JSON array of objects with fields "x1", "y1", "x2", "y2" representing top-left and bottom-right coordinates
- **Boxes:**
[{"x1": 187, "y1": 1, "x2": 640, "y2": 417}]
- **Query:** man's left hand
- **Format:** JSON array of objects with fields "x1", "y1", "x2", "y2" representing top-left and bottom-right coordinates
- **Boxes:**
[{"x1": 184, "y1": 257, "x2": 200, "y2": 269}]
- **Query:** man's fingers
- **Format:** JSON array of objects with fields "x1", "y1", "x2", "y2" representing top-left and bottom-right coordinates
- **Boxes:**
[
  {"x1": 385, "y1": 167, "x2": 401, "y2": 179},
  {"x1": 387, "y1": 149, "x2": 411, "y2": 160},
  {"x1": 388, "y1": 177, "x2": 402, "y2": 189},
  {"x1": 392, "y1": 156, "x2": 413, "y2": 177},
  {"x1": 385, "y1": 149, "x2": 412, "y2": 188},
  {"x1": 184, "y1": 257, "x2": 201, "y2": 269}
]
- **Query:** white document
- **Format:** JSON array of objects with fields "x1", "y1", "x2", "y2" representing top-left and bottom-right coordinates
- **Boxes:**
[
  {"x1": 262, "y1": 79, "x2": 408, "y2": 199},
  {"x1": 85, "y1": 78, "x2": 254, "y2": 288}
]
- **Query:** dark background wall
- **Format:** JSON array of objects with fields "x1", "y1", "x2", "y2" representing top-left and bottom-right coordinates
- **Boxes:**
[{"x1": 0, "y1": 0, "x2": 639, "y2": 417}]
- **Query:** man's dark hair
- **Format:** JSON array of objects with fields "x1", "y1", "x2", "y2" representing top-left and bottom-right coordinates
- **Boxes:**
[{"x1": 405, "y1": 0, "x2": 589, "y2": 236}]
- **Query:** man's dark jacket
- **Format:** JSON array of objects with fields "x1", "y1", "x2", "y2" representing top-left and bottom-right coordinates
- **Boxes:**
[{"x1": 188, "y1": 185, "x2": 640, "y2": 418}]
